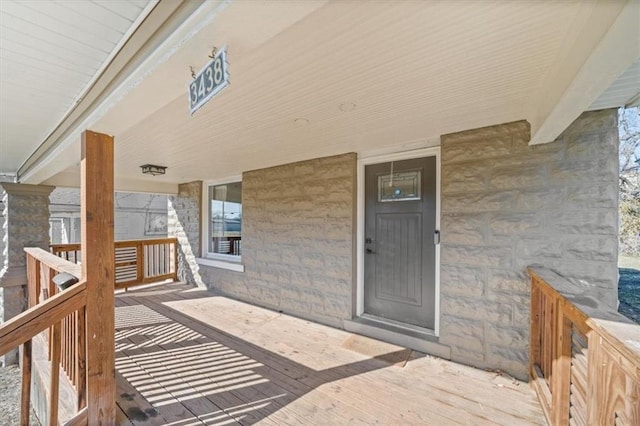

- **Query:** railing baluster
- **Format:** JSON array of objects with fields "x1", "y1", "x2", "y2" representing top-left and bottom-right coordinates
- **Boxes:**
[
  {"x1": 20, "y1": 339, "x2": 32, "y2": 426},
  {"x1": 161, "y1": 243, "x2": 166, "y2": 275},
  {"x1": 76, "y1": 306, "x2": 87, "y2": 410},
  {"x1": 49, "y1": 321, "x2": 61, "y2": 426},
  {"x1": 137, "y1": 242, "x2": 144, "y2": 282}
]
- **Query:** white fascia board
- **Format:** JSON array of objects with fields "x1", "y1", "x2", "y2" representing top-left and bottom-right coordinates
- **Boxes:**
[{"x1": 530, "y1": 0, "x2": 639, "y2": 145}]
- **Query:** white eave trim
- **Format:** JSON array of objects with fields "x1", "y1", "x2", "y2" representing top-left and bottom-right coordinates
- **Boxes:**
[{"x1": 529, "y1": 0, "x2": 640, "y2": 145}]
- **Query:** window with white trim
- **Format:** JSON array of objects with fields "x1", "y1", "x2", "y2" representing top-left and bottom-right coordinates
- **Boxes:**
[{"x1": 208, "y1": 181, "x2": 242, "y2": 257}]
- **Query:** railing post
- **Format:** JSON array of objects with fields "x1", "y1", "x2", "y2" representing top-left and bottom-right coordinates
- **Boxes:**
[
  {"x1": 552, "y1": 299, "x2": 571, "y2": 425},
  {"x1": 530, "y1": 276, "x2": 541, "y2": 379},
  {"x1": 81, "y1": 130, "x2": 116, "y2": 423}
]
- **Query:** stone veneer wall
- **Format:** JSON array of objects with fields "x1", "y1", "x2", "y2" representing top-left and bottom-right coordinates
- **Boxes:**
[
  {"x1": 168, "y1": 181, "x2": 204, "y2": 287},
  {"x1": 439, "y1": 109, "x2": 619, "y2": 379},
  {"x1": 198, "y1": 153, "x2": 356, "y2": 328},
  {"x1": 0, "y1": 175, "x2": 14, "y2": 287},
  {"x1": 0, "y1": 183, "x2": 54, "y2": 365}
]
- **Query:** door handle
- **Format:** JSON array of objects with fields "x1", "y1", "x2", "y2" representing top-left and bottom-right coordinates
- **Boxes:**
[{"x1": 434, "y1": 230, "x2": 440, "y2": 245}]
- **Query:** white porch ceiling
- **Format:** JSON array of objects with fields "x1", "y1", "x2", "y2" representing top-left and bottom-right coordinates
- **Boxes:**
[
  {"x1": 0, "y1": 0, "x2": 154, "y2": 174},
  {"x1": 1, "y1": 0, "x2": 638, "y2": 193}
]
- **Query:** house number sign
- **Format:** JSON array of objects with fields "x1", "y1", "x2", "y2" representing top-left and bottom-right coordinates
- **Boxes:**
[{"x1": 189, "y1": 47, "x2": 229, "y2": 115}]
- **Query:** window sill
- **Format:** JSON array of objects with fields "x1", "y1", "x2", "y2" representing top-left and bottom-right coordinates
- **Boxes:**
[{"x1": 196, "y1": 257, "x2": 245, "y2": 272}]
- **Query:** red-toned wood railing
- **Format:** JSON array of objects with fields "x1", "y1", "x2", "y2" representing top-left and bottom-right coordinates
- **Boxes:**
[
  {"x1": 0, "y1": 248, "x2": 87, "y2": 426},
  {"x1": 529, "y1": 267, "x2": 640, "y2": 425},
  {"x1": 51, "y1": 237, "x2": 178, "y2": 289}
]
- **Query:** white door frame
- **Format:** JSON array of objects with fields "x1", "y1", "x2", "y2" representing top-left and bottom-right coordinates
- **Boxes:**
[{"x1": 356, "y1": 147, "x2": 441, "y2": 336}]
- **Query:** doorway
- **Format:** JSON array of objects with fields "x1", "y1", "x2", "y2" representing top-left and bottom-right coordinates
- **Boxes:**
[{"x1": 357, "y1": 149, "x2": 440, "y2": 335}]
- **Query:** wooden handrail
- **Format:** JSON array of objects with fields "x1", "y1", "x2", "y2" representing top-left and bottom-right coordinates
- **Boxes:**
[
  {"x1": 529, "y1": 267, "x2": 640, "y2": 425},
  {"x1": 0, "y1": 247, "x2": 88, "y2": 426},
  {"x1": 51, "y1": 237, "x2": 178, "y2": 289},
  {"x1": 25, "y1": 247, "x2": 82, "y2": 278},
  {"x1": 0, "y1": 281, "x2": 86, "y2": 355}
]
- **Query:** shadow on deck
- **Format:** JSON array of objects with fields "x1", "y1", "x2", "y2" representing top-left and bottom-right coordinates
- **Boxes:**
[{"x1": 115, "y1": 283, "x2": 544, "y2": 425}]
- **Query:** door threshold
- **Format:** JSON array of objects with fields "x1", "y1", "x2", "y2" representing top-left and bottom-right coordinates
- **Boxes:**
[
  {"x1": 360, "y1": 314, "x2": 436, "y2": 337},
  {"x1": 343, "y1": 316, "x2": 451, "y2": 360}
]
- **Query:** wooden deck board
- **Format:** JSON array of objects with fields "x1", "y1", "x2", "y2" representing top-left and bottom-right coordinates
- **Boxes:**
[{"x1": 114, "y1": 283, "x2": 545, "y2": 425}]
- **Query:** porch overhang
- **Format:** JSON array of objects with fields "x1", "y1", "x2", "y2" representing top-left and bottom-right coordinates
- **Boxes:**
[{"x1": 2, "y1": 0, "x2": 639, "y2": 193}]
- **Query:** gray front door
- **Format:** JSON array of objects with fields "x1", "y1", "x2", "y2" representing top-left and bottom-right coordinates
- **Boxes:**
[{"x1": 364, "y1": 156, "x2": 437, "y2": 329}]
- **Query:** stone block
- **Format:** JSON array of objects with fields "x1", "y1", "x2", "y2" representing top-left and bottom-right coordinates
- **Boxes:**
[
  {"x1": 442, "y1": 121, "x2": 529, "y2": 164},
  {"x1": 549, "y1": 157, "x2": 618, "y2": 185},
  {"x1": 487, "y1": 270, "x2": 529, "y2": 294},
  {"x1": 486, "y1": 345, "x2": 528, "y2": 380},
  {"x1": 512, "y1": 303, "x2": 530, "y2": 328},
  {"x1": 449, "y1": 345, "x2": 486, "y2": 365},
  {"x1": 442, "y1": 191, "x2": 515, "y2": 212},
  {"x1": 441, "y1": 213, "x2": 486, "y2": 244},
  {"x1": 442, "y1": 244, "x2": 512, "y2": 268},
  {"x1": 548, "y1": 210, "x2": 616, "y2": 235},
  {"x1": 488, "y1": 164, "x2": 547, "y2": 191},
  {"x1": 441, "y1": 163, "x2": 487, "y2": 193},
  {"x1": 441, "y1": 295, "x2": 512, "y2": 323},
  {"x1": 485, "y1": 324, "x2": 528, "y2": 348},
  {"x1": 489, "y1": 212, "x2": 544, "y2": 236},
  {"x1": 566, "y1": 130, "x2": 618, "y2": 157},
  {"x1": 566, "y1": 184, "x2": 617, "y2": 209},
  {"x1": 515, "y1": 188, "x2": 565, "y2": 210},
  {"x1": 516, "y1": 238, "x2": 563, "y2": 260},
  {"x1": 443, "y1": 136, "x2": 513, "y2": 163},
  {"x1": 440, "y1": 264, "x2": 486, "y2": 297},
  {"x1": 439, "y1": 315, "x2": 485, "y2": 352},
  {"x1": 485, "y1": 290, "x2": 529, "y2": 310},
  {"x1": 563, "y1": 236, "x2": 617, "y2": 261}
]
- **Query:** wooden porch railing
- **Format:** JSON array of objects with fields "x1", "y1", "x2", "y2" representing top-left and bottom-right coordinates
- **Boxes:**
[
  {"x1": 529, "y1": 267, "x2": 640, "y2": 425},
  {"x1": 0, "y1": 248, "x2": 88, "y2": 426},
  {"x1": 1, "y1": 130, "x2": 120, "y2": 424},
  {"x1": 50, "y1": 237, "x2": 178, "y2": 289}
]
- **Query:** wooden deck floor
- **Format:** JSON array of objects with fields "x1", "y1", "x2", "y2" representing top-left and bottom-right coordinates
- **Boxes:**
[{"x1": 114, "y1": 283, "x2": 544, "y2": 425}]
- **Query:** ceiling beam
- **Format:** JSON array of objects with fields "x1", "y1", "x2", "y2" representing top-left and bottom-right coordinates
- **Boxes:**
[{"x1": 529, "y1": 0, "x2": 639, "y2": 145}]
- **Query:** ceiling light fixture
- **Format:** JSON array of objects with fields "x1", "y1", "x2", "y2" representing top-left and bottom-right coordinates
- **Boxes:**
[{"x1": 140, "y1": 164, "x2": 167, "y2": 176}]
